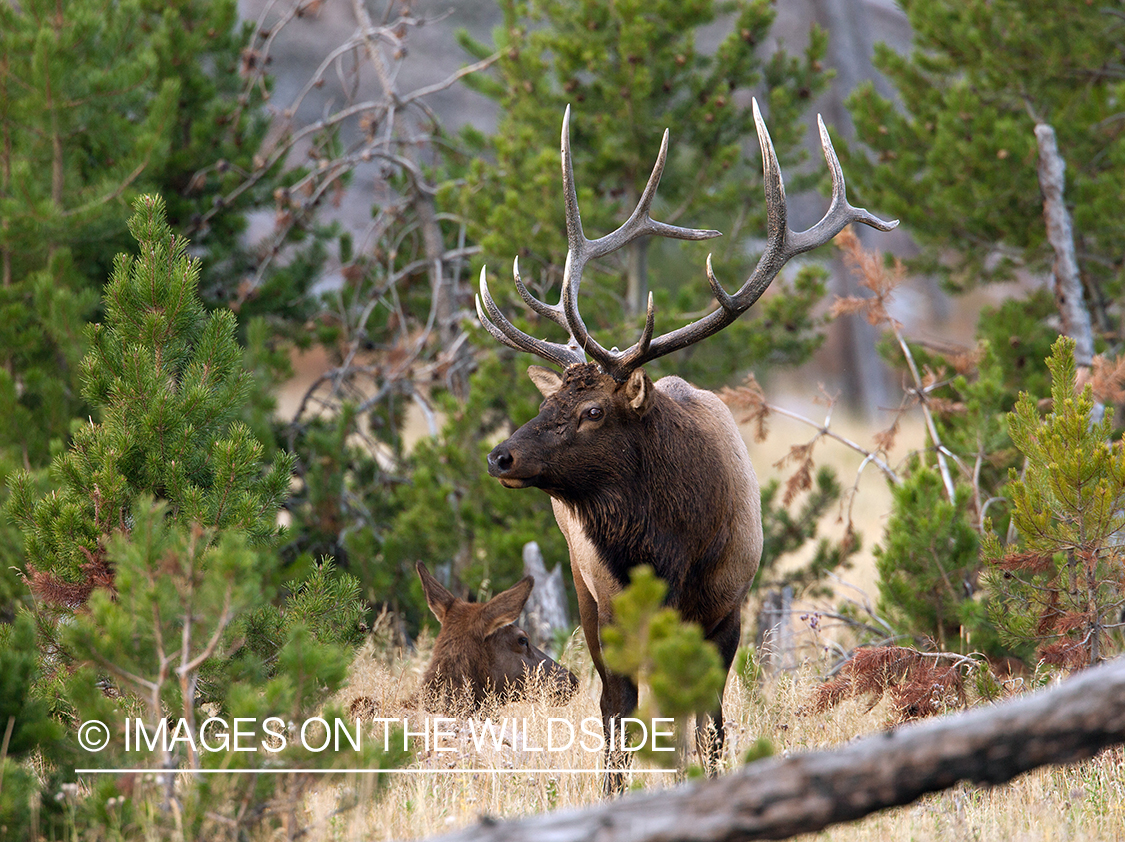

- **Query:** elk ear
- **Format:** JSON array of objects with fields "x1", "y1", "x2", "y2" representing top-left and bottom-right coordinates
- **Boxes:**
[
  {"x1": 624, "y1": 368, "x2": 654, "y2": 416},
  {"x1": 416, "y1": 561, "x2": 457, "y2": 625},
  {"x1": 528, "y1": 366, "x2": 564, "y2": 398},
  {"x1": 480, "y1": 575, "x2": 534, "y2": 636}
]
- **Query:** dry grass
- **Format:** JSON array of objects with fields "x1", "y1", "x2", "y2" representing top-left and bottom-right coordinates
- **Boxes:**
[{"x1": 294, "y1": 630, "x2": 1125, "y2": 842}]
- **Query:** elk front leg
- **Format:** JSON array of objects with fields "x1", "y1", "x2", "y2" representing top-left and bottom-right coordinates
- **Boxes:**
[
  {"x1": 600, "y1": 670, "x2": 638, "y2": 794},
  {"x1": 572, "y1": 569, "x2": 637, "y2": 794}
]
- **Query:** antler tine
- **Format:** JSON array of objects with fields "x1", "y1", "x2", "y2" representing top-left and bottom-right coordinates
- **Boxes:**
[
  {"x1": 755, "y1": 98, "x2": 788, "y2": 245},
  {"x1": 588, "y1": 128, "x2": 723, "y2": 259},
  {"x1": 476, "y1": 266, "x2": 586, "y2": 369},
  {"x1": 621, "y1": 97, "x2": 898, "y2": 375},
  {"x1": 614, "y1": 292, "x2": 657, "y2": 371},
  {"x1": 481, "y1": 105, "x2": 896, "y2": 383},
  {"x1": 560, "y1": 105, "x2": 585, "y2": 253},
  {"x1": 558, "y1": 107, "x2": 722, "y2": 375},
  {"x1": 785, "y1": 113, "x2": 900, "y2": 253},
  {"x1": 557, "y1": 105, "x2": 610, "y2": 369}
]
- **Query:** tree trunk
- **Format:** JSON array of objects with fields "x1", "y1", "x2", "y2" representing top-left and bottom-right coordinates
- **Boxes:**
[
  {"x1": 1035, "y1": 121, "x2": 1099, "y2": 419},
  {"x1": 519, "y1": 541, "x2": 571, "y2": 656},
  {"x1": 625, "y1": 237, "x2": 649, "y2": 320},
  {"x1": 409, "y1": 656, "x2": 1125, "y2": 842},
  {"x1": 810, "y1": 0, "x2": 901, "y2": 418},
  {"x1": 756, "y1": 586, "x2": 795, "y2": 674}
]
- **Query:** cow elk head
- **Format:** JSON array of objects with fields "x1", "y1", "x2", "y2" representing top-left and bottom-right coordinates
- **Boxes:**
[{"x1": 416, "y1": 561, "x2": 579, "y2": 710}]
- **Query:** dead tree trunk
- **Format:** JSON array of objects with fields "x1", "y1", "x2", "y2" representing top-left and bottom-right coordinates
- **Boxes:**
[
  {"x1": 408, "y1": 656, "x2": 1125, "y2": 842},
  {"x1": 1035, "y1": 121, "x2": 1096, "y2": 374},
  {"x1": 756, "y1": 586, "x2": 795, "y2": 674},
  {"x1": 519, "y1": 541, "x2": 571, "y2": 656},
  {"x1": 1034, "y1": 120, "x2": 1104, "y2": 423}
]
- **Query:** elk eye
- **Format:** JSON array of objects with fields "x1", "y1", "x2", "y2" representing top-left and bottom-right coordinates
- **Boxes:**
[
  {"x1": 583, "y1": 406, "x2": 603, "y2": 421},
  {"x1": 518, "y1": 636, "x2": 529, "y2": 648}
]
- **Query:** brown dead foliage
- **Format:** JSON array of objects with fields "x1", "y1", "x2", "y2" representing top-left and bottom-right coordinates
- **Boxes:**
[
  {"x1": 1087, "y1": 353, "x2": 1125, "y2": 405},
  {"x1": 717, "y1": 373, "x2": 771, "y2": 443},
  {"x1": 829, "y1": 228, "x2": 906, "y2": 328},
  {"x1": 23, "y1": 486, "x2": 123, "y2": 609},
  {"x1": 811, "y1": 645, "x2": 973, "y2": 723},
  {"x1": 997, "y1": 549, "x2": 1056, "y2": 575},
  {"x1": 1038, "y1": 639, "x2": 1090, "y2": 671},
  {"x1": 23, "y1": 551, "x2": 115, "y2": 610}
]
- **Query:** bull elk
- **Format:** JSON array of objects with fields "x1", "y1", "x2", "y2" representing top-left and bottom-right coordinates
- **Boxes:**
[
  {"x1": 415, "y1": 561, "x2": 579, "y2": 710},
  {"x1": 476, "y1": 102, "x2": 896, "y2": 785}
]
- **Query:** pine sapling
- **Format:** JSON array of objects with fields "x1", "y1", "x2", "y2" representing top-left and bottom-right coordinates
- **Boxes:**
[
  {"x1": 7, "y1": 194, "x2": 294, "y2": 608},
  {"x1": 601, "y1": 566, "x2": 727, "y2": 768},
  {"x1": 984, "y1": 336, "x2": 1125, "y2": 669}
]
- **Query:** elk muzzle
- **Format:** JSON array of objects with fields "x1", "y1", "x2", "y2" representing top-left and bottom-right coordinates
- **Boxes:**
[{"x1": 487, "y1": 441, "x2": 534, "y2": 488}]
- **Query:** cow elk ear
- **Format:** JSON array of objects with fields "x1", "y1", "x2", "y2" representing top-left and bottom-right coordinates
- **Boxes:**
[
  {"x1": 416, "y1": 561, "x2": 457, "y2": 624},
  {"x1": 528, "y1": 365, "x2": 564, "y2": 398},
  {"x1": 480, "y1": 575, "x2": 534, "y2": 636},
  {"x1": 625, "y1": 368, "x2": 654, "y2": 416}
]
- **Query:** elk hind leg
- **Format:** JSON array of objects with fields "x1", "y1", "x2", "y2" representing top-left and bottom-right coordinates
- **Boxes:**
[{"x1": 696, "y1": 605, "x2": 742, "y2": 775}]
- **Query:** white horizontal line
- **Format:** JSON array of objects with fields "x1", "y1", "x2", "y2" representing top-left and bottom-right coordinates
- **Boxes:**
[{"x1": 75, "y1": 767, "x2": 677, "y2": 775}]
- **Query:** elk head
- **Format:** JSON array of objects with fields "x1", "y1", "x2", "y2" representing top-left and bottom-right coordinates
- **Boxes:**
[
  {"x1": 487, "y1": 361, "x2": 658, "y2": 498},
  {"x1": 416, "y1": 561, "x2": 578, "y2": 709},
  {"x1": 479, "y1": 101, "x2": 898, "y2": 487}
]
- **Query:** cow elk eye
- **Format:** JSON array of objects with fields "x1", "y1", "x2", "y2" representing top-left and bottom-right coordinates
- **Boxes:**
[{"x1": 518, "y1": 636, "x2": 529, "y2": 648}]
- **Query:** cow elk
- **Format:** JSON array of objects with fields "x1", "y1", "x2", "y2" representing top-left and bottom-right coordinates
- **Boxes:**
[
  {"x1": 477, "y1": 102, "x2": 897, "y2": 787},
  {"x1": 415, "y1": 560, "x2": 579, "y2": 711}
]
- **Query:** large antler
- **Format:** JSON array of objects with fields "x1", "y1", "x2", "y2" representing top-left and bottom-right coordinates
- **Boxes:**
[{"x1": 476, "y1": 100, "x2": 898, "y2": 382}]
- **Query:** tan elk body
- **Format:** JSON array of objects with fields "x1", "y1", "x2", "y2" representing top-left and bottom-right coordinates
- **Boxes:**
[
  {"x1": 415, "y1": 560, "x2": 578, "y2": 710},
  {"x1": 477, "y1": 102, "x2": 896, "y2": 785}
]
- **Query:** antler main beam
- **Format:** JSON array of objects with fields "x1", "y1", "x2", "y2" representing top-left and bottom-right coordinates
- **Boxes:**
[{"x1": 476, "y1": 101, "x2": 899, "y2": 382}]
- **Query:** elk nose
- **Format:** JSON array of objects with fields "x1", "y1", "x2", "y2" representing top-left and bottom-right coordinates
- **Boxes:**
[{"x1": 488, "y1": 444, "x2": 514, "y2": 475}]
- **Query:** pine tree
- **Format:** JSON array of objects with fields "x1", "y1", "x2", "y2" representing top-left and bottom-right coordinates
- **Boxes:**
[
  {"x1": 7, "y1": 195, "x2": 293, "y2": 605},
  {"x1": 875, "y1": 464, "x2": 980, "y2": 652},
  {"x1": 1, "y1": 196, "x2": 378, "y2": 838},
  {"x1": 0, "y1": 0, "x2": 275, "y2": 468},
  {"x1": 984, "y1": 337, "x2": 1125, "y2": 670},
  {"x1": 844, "y1": 1, "x2": 1125, "y2": 295},
  {"x1": 0, "y1": 614, "x2": 72, "y2": 834},
  {"x1": 0, "y1": 0, "x2": 295, "y2": 624},
  {"x1": 0, "y1": 0, "x2": 168, "y2": 466},
  {"x1": 867, "y1": 338, "x2": 1021, "y2": 660}
]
